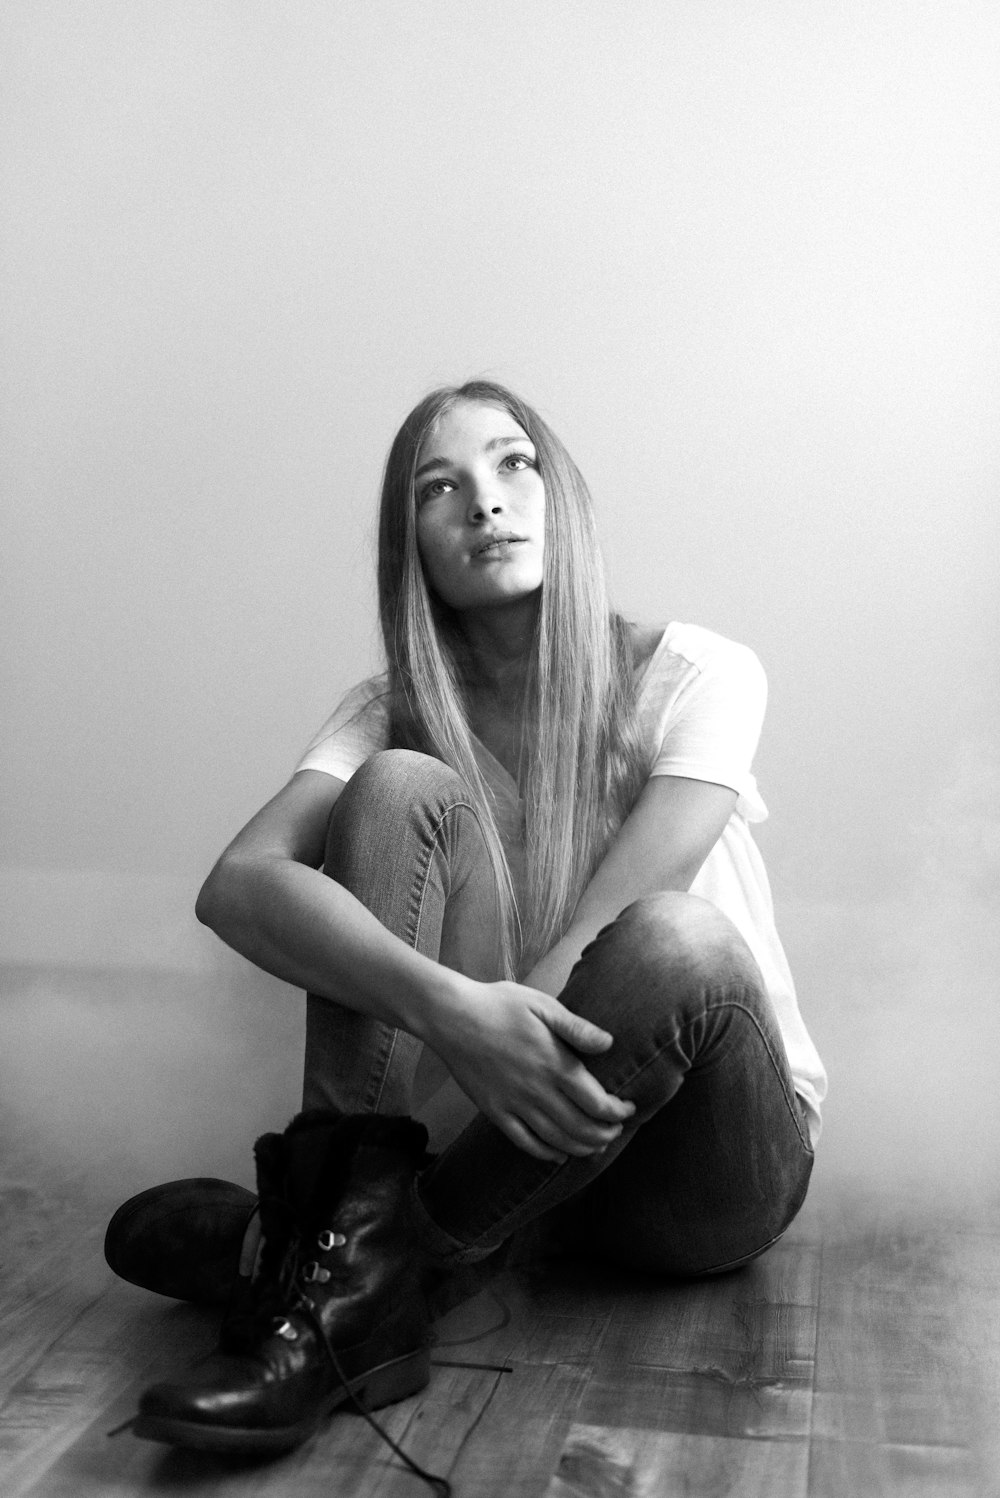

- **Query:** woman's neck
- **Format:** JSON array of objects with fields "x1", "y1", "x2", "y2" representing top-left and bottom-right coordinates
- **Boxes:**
[
  {"x1": 451, "y1": 600, "x2": 540, "y2": 779},
  {"x1": 457, "y1": 597, "x2": 538, "y2": 712}
]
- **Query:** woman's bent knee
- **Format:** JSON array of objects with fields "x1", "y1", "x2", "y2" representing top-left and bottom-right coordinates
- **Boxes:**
[
  {"x1": 322, "y1": 749, "x2": 491, "y2": 902},
  {"x1": 610, "y1": 890, "x2": 762, "y2": 993},
  {"x1": 343, "y1": 749, "x2": 466, "y2": 805},
  {"x1": 327, "y1": 751, "x2": 468, "y2": 845}
]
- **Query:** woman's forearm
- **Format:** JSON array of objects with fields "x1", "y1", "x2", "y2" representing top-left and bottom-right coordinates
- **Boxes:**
[
  {"x1": 196, "y1": 856, "x2": 464, "y2": 1039},
  {"x1": 524, "y1": 777, "x2": 737, "y2": 999},
  {"x1": 522, "y1": 921, "x2": 607, "y2": 998}
]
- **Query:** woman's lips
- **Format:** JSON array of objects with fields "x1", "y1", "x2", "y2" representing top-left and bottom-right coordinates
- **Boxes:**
[{"x1": 473, "y1": 534, "x2": 525, "y2": 559}]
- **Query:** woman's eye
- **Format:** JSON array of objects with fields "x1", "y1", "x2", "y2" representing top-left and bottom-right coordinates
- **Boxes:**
[
  {"x1": 502, "y1": 453, "x2": 533, "y2": 472},
  {"x1": 419, "y1": 478, "x2": 452, "y2": 502}
]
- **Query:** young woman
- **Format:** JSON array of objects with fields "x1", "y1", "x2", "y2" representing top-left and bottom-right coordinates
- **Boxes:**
[{"x1": 110, "y1": 381, "x2": 826, "y2": 1469}]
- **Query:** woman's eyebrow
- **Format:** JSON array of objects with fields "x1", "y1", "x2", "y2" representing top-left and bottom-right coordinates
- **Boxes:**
[{"x1": 415, "y1": 434, "x2": 532, "y2": 480}]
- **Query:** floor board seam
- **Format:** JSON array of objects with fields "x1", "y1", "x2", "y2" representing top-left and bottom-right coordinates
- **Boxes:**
[{"x1": 0, "y1": 1284, "x2": 114, "y2": 1416}]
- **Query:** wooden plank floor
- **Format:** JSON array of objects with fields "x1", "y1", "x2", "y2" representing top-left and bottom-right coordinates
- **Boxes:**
[
  {"x1": 1, "y1": 969, "x2": 999, "y2": 1496},
  {"x1": 2, "y1": 1161, "x2": 998, "y2": 1494}
]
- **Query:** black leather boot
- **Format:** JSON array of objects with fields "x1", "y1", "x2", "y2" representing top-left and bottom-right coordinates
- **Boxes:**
[
  {"x1": 132, "y1": 1110, "x2": 434, "y2": 1453},
  {"x1": 104, "y1": 1178, "x2": 257, "y2": 1304}
]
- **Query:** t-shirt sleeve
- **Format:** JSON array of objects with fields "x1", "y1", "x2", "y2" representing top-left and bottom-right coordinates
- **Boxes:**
[
  {"x1": 649, "y1": 634, "x2": 769, "y2": 821},
  {"x1": 294, "y1": 675, "x2": 391, "y2": 783}
]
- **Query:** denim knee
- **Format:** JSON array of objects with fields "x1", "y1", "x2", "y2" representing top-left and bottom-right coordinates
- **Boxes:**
[
  {"x1": 602, "y1": 891, "x2": 764, "y2": 1008},
  {"x1": 325, "y1": 750, "x2": 468, "y2": 858},
  {"x1": 336, "y1": 749, "x2": 465, "y2": 813}
]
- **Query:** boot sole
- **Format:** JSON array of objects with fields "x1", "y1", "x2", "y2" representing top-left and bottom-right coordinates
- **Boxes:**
[{"x1": 131, "y1": 1346, "x2": 431, "y2": 1453}]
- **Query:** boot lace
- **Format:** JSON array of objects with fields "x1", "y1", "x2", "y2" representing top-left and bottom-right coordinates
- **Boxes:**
[
  {"x1": 302, "y1": 1299, "x2": 451, "y2": 1498},
  {"x1": 257, "y1": 1190, "x2": 452, "y2": 1498}
]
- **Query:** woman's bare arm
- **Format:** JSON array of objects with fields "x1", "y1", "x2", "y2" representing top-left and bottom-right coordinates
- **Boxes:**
[
  {"x1": 196, "y1": 770, "x2": 470, "y2": 1034},
  {"x1": 524, "y1": 774, "x2": 738, "y2": 997}
]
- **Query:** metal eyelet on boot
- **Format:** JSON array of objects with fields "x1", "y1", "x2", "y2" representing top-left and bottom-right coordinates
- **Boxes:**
[
  {"x1": 317, "y1": 1230, "x2": 346, "y2": 1250},
  {"x1": 273, "y1": 1317, "x2": 298, "y2": 1341},
  {"x1": 302, "y1": 1262, "x2": 331, "y2": 1284}
]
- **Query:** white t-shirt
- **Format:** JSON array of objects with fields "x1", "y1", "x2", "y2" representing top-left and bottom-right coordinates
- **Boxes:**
[{"x1": 296, "y1": 621, "x2": 827, "y2": 1143}]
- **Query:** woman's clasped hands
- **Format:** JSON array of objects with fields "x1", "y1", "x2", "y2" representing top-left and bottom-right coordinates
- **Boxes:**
[{"x1": 424, "y1": 978, "x2": 636, "y2": 1163}]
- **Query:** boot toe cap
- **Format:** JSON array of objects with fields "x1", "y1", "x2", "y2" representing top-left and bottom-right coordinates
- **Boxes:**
[
  {"x1": 104, "y1": 1178, "x2": 256, "y2": 1303},
  {"x1": 135, "y1": 1355, "x2": 329, "y2": 1451}
]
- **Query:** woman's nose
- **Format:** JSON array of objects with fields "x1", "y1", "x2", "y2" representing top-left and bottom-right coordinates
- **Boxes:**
[{"x1": 467, "y1": 481, "x2": 503, "y2": 520}]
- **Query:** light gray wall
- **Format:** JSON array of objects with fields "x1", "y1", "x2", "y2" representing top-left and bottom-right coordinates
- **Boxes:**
[{"x1": 3, "y1": 3, "x2": 998, "y2": 1186}]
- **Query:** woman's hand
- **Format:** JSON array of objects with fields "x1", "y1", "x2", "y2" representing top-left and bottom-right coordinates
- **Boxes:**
[{"x1": 424, "y1": 979, "x2": 635, "y2": 1163}]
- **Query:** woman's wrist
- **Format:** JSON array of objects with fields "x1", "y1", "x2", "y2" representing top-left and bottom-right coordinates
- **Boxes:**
[
  {"x1": 397, "y1": 959, "x2": 477, "y2": 1048},
  {"x1": 523, "y1": 933, "x2": 589, "y2": 998}
]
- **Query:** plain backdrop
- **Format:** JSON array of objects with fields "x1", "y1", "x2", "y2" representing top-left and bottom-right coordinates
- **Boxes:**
[{"x1": 2, "y1": 1, "x2": 998, "y2": 1192}]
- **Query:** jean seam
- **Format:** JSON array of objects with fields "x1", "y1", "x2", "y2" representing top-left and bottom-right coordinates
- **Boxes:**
[
  {"x1": 367, "y1": 1027, "x2": 397, "y2": 1113},
  {"x1": 368, "y1": 794, "x2": 481, "y2": 1113},
  {"x1": 695, "y1": 1139, "x2": 815, "y2": 1274},
  {"x1": 411, "y1": 796, "x2": 481, "y2": 954},
  {"x1": 456, "y1": 985, "x2": 811, "y2": 1253},
  {"x1": 700, "y1": 995, "x2": 815, "y2": 1155}
]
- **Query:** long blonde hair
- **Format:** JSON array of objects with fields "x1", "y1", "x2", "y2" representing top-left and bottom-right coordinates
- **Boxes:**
[{"x1": 377, "y1": 381, "x2": 646, "y2": 976}]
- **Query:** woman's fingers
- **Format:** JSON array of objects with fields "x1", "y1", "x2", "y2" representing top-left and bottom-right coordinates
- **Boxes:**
[
  {"x1": 488, "y1": 1078, "x2": 621, "y2": 1157},
  {"x1": 439, "y1": 980, "x2": 636, "y2": 1158},
  {"x1": 542, "y1": 1002, "x2": 614, "y2": 1055},
  {"x1": 525, "y1": 1113, "x2": 622, "y2": 1158},
  {"x1": 491, "y1": 1069, "x2": 625, "y2": 1158},
  {"x1": 522, "y1": 1083, "x2": 624, "y2": 1149},
  {"x1": 534, "y1": 997, "x2": 635, "y2": 1119},
  {"x1": 558, "y1": 1059, "x2": 636, "y2": 1124},
  {"x1": 500, "y1": 1114, "x2": 568, "y2": 1163}
]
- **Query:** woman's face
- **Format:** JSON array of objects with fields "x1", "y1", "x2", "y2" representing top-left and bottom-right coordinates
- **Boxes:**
[{"x1": 414, "y1": 400, "x2": 545, "y2": 617}]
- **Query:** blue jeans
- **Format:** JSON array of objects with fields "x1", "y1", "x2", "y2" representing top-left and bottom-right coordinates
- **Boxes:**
[{"x1": 303, "y1": 751, "x2": 814, "y2": 1276}]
